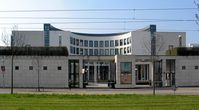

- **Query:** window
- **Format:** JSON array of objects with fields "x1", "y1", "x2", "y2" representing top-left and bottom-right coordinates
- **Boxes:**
[
  {"x1": 76, "y1": 48, "x2": 79, "y2": 54},
  {"x1": 120, "y1": 39, "x2": 123, "y2": 46},
  {"x1": 29, "y1": 66, "x2": 33, "y2": 70},
  {"x1": 89, "y1": 40, "x2": 93, "y2": 47},
  {"x1": 57, "y1": 66, "x2": 62, "y2": 70},
  {"x1": 80, "y1": 40, "x2": 83, "y2": 46},
  {"x1": 127, "y1": 38, "x2": 130, "y2": 44},
  {"x1": 73, "y1": 38, "x2": 76, "y2": 45},
  {"x1": 124, "y1": 47, "x2": 126, "y2": 54},
  {"x1": 84, "y1": 49, "x2": 88, "y2": 55},
  {"x1": 110, "y1": 40, "x2": 114, "y2": 47},
  {"x1": 1, "y1": 66, "x2": 5, "y2": 72},
  {"x1": 80, "y1": 48, "x2": 83, "y2": 55},
  {"x1": 100, "y1": 49, "x2": 104, "y2": 55},
  {"x1": 59, "y1": 35, "x2": 62, "y2": 46},
  {"x1": 168, "y1": 45, "x2": 174, "y2": 50},
  {"x1": 94, "y1": 41, "x2": 98, "y2": 47},
  {"x1": 182, "y1": 66, "x2": 186, "y2": 70},
  {"x1": 94, "y1": 49, "x2": 98, "y2": 55},
  {"x1": 70, "y1": 46, "x2": 73, "y2": 53},
  {"x1": 127, "y1": 47, "x2": 130, "y2": 53},
  {"x1": 105, "y1": 49, "x2": 109, "y2": 55},
  {"x1": 105, "y1": 41, "x2": 109, "y2": 47},
  {"x1": 115, "y1": 48, "x2": 119, "y2": 55},
  {"x1": 110, "y1": 49, "x2": 114, "y2": 55},
  {"x1": 43, "y1": 66, "x2": 47, "y2": 70},
  {"x1": 115, "y1": 40, "x2": 119, "y2": 46},
  {"x1": 124, "y1": 39, "x2": 126, "y2": 45},
  {"x1": 195, "y1": 66, "x2": 198, "y2": 70},
  {"x1": 100, "y1": 41, "x2": 104, "y2": 47},
  {"x1": 76, "y1": 39, "x2": 79, "y2": 46},
  {"x1": 70, "y1": 37, "x2": 75, "y2": 45},
  {"x1": 15, "y1": 66, "x2": 19, "y2": 70},
  {"x1": 120, "y1": 48, "x2": 123, "y2": 55},
  {"x1": 89, "y1": 49, "x2": 93, "y2": 55},
  {"x1": 84, "y1": 40, "x2": 88, "y2": 47}
]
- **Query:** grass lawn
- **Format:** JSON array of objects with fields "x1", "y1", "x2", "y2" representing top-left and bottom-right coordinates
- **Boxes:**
[{"x1": 0, "y1": 94, "x2": 198, "y2": 110}]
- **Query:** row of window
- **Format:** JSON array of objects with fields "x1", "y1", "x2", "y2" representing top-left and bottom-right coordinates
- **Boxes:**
[
  {"x1": 182, "y1": 65, "x2": 198, "y2": 70},
  {"x1": 70, "y1": 46, "x2": 131, "y2": 55},
  {"x1": 1, "y1": 66, "x2": 62, "y2": 71},
  {"x1": 70, "y1": 37, "x2": 131, "y2": 47}
]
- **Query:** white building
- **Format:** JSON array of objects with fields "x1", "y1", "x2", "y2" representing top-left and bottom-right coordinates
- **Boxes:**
[{"x1": 1, "y1": 24, "x2": 198, "y2": 89}]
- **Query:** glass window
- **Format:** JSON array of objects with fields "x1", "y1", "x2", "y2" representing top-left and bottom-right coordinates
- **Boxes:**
[
  {"x1": 73, "y1": 38, "x2": 76, "y2": 45},
  {"x1": 80, "y1": 48, "x2": 83, "y2": 55},
  {"x1": 58, "y1": 37, "x2": 63, "y2": 46},
  {"x1": 89, "y1": 40, "x2": 93, "y2": 47},
  {"x1": 120, "y1": 48, "x2": 123, "y2": 55},
  {"x1": 127, "y1": 47, "x2": 130, "y2": 53},
  {"x1": 29, "y1": 66, "x2": 33, "y2": 70},
  {"x1": 76, "y1": 48, "x2": 79, "y2": 54},
  {"x1": 43, "y1": 66, "x2": 47, "y2": 70},
  {"x1": 94, "y1": 41, "x2": 98, "y2": 47},
  {"x1": 110, "y1": 49, "x2": 114, "y2": 55},
  {"x1": 100, "y1": 41, "x2": 104, "y2": 47},
  {"x1": 76, "y1": 39, "x2": 79, "y2": 46},
  {"x1": 105, "y1": 41, "x2": 109, "y2": 47},
  {"x1": 70, "y1": 46, "x2": 73, "y2": 53},
  {"x1": 120, "y1": 39, "x2": 123, "y2": 46},
  {"x1": 120, "y1": 62, "x2": 132, "y2": 84},
  {"x1": 127, "y1": 38, "x2": 130, "y2": 44},
  {"x1": 115, "y1": 40, "x2": 119, "y2": 46},
  {"x1": 124, "y1": 39, "x2": 126, "y2": 45},
  {"x1": 70, "y1": 46, "x2": 75, "y2": 54},
  {"x1": 89, "y1": 49, "x2": 93, "y2": 55},
  {"x1": 57, "y1": 66, "x2": 62, "y2": 70},
  {"x1": 84, "y1": 40, "x2": 88, "y2": 47},
  {"x1": 1, "y1": 66, "x2": 5, "y2": 72},
  {"x1": 110, "y1": 40, "x2": 114, "y2": 47},
  {"x1": 84, "y1": 49, "x2": 88, "y2": 55},
  {"x1": 124, "y1": 47, "x2": 126, "y2": 54},
  {"x1": 182, "y1": 66, "x2": 186, "y2": 70},
  {"x1": 100, "y1": 49, "x2": 104, "y2": 55},
  {"x1": 115, "y1": 48, "x2": 119, "y2": 55},
  {"x1": 105, "y1": 49, "x2": 109, "y2": 55},
  {"x1": 94, "y1": 49, "x2": 98, "y2": 55},
  {"x1": 195, "y1": 66, "x2": 198, "y2": 70},
  {"x1": 15, "y1": 66, "x2": 19, "y2": 70},
  {"x1": 70, "y1": 37, "x2": 73, "y2": 44},
  {"x1": 80, "y1": 40, "x2": 83, "y2": 46}
]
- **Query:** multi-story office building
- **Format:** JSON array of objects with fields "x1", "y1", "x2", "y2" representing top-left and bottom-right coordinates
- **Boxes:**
[{"x1": 1, "y1": 24, "x2": 199, "y2": 88}]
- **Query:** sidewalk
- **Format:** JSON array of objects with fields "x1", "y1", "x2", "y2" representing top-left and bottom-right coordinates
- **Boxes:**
[{"x1": 0, "y1": 87, "x2": 199, "y2": 95}]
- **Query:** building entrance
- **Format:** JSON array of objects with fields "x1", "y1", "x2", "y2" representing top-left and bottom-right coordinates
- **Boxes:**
[
  {"x1": 83, "y1": 61, "x2": 115, "y2": 85},
  {"x1": 69, "y1": 60, "x2": 79, "y2": 88}
]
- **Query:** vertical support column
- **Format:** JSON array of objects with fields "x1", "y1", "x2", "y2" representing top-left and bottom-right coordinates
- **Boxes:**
[
  {"x1": 131, "y1": 59, "x2": 136, "y2": 87},
  {"x1": 94, "y1": 62, "x2": 97, "y2": 84},
  {"x1": 65, "y1": 58, "x2": 69, "y2": 88},
  {"x1": 108, "y1": 63, "x2": 111, "y2": 80},
  {"x1": 162, "y1": 59, "x2": 166, "y2": 87},
  {"x1": 79, "y1": 59, "x2": 83, "y2": 88}
]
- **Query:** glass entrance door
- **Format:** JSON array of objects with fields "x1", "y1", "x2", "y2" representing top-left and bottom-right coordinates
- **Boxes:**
[{"x1": 69, "y1": 60, "x2": 79, "y2": 88}]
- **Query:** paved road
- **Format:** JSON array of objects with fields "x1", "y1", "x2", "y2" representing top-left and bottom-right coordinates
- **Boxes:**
[{"x1": 0, "y1": 87, "x2": 199, "y2": 95}]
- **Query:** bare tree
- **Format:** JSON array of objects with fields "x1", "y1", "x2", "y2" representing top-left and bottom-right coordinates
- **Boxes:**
[
  {"x1": 32, "y1": 56, "x2": 42, "y2": 92},
  {"x1": 142, "y1": 33, "x2": 166, "y2": 95},
  {"x1": 1, "y1": 25, "x2": 26, "y2": 94},
  {"x1": 195, "y1": 0, "x2": 199, "y2": 24}
]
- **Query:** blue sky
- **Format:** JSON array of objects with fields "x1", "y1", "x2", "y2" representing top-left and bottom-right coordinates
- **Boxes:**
[{"x1": 0, "y1": 0, "x2": 198, "y2": 45}]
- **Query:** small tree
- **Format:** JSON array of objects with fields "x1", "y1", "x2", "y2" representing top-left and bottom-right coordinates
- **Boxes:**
[
  {"x1": 32, "y1": 55, "x2": 42, "y2": 92},
  {"x1": 1, "y1": 25, "x2": 26, "y2": 94}
]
